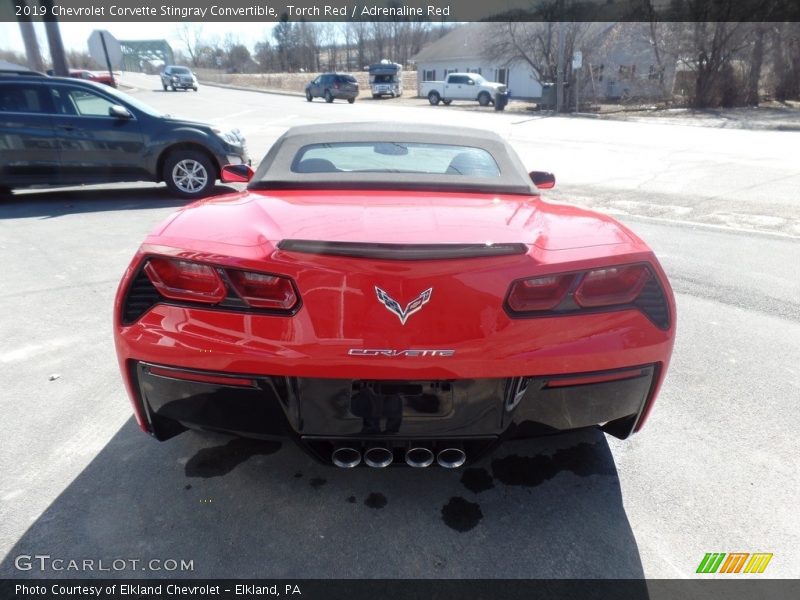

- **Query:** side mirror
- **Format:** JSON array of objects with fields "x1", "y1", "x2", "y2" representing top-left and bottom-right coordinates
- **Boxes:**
[
  {"x1": 530, "y1": 171, "x2": 556, "y2": 189},
  {"x1": 108, "y1": 105, "x2": 132, "y2": 119},
  {"x1": 220, "y1": 163, "x2": 254, "y2": 183}
]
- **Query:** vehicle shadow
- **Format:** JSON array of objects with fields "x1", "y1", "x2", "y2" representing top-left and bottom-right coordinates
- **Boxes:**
[
  {"x1": 0, "y1": 419, "x2": 647, "y2": 585},
  {"x1": 0, "y1": 185, "x2": 241, "y2": 220}
]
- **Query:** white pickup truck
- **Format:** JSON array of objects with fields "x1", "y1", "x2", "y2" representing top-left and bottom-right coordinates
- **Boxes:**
[{"x1": 419, "y1": 73, "x2": 508, "y2": 107}]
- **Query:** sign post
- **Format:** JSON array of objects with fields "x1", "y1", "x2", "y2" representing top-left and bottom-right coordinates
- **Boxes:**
[
  {"x1": 572, "y1": 51, "x2": 583, "y2": 112},
  {"x1": 88, "y1": 30, "x2": 122, "y2": 85}
]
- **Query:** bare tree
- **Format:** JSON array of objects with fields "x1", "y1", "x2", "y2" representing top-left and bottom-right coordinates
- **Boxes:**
[
  {"x1": 769, "y1": 22, "x2": 800, "y2": 101},
  {"x1": 176, "y1": 23, "x2": 204, "y2": 67},
  {"x1": 319, "y1": 23, "x2": 339, "y2": 71},
  {"x1": 348, "y1": 21, "x2": 368, "y2": 69},
  {"x1": 296, "y1": 21, "x2": 321, "y2": 71}
]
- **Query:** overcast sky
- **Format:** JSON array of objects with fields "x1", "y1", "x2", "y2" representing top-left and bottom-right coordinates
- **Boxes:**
[{"x1": 0, "y1": 21, "x2": 276, "y2": 57}]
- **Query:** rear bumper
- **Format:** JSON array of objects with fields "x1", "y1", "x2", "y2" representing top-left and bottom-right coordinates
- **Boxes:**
[{"x1": 129, "y1": 360, "x2": 658, "y2": 460}]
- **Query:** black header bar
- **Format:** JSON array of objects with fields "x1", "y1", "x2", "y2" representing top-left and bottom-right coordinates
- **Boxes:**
[
  {"x1": 2, "y1": 579, "x2": 800, "y2": 600},
  {"x1": 2, "y1": 0, "x2": 800, "y2": 22}
]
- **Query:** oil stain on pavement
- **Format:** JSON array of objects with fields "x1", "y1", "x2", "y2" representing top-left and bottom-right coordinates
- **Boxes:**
[
  {"x1": 460, "y1": 468, "x2": 495, "y2": 493},
  {"x1": 491, "y1": 443, "x2": 613, "y2": 487},
  {"x1": 440, "y1": 442, "x2": 611, "y2": 532},
  {"x1": 441, "y1": 497, "x2": 483, "y2": 532},
  {"x1": 364, "y1": 492, "x2": 387, "y2": 509},
  {"x1": 184, "y1": 438, "x2": 282, "y2": 478},
  {"x1": 309, "y1": 477, "x2": 327, "y2": 489}
]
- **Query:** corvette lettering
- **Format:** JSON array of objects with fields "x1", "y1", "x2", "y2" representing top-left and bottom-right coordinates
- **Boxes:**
[
  {"x1": 348, "y1": 349, "x2": 455, "y2": 357},
  {"x1": 375, "y1": 286, "x2": 432, "y2": 325}
]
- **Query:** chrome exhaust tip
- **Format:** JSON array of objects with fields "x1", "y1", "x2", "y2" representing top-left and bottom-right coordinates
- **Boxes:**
[
  {"x1": 436, "y1": 447, "x2": 466, "y2": 469},
  {"x1": 405, "y1": 446, "x2": 434, "y2": 468},
  {"x1": 363, "y1": 446, "x2": 394, "y2": 468},
  {"x1": 332, "y1": 447, "x2": 361, "y2": 468}
]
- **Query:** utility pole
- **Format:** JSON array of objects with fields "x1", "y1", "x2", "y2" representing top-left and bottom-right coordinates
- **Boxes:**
[
  {"x1": 17, "y1": 1, "x2": 44, "y2": 71},
  {"x1": 555, "y1": 22, "x2": 566, "y2": 113},
  {"x1": 38, "y1": 0, "x2": 69, "y2": 76}
]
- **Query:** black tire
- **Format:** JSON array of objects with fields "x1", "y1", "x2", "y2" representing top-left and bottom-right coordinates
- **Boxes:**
[
  {"x1": 162, "y1": 83, "x2": 167, "y2": 91},
  {"x1": 193, "y1": 87, "x2": 198, "y2": 92},
  {"x1": 163, "y1": 150, "x2": 216, "y2": 199},
  {"x1": 372, "y1": 94, "x2": 380, "y2": 99},
  {"x1": 306, "y1": 90, "x2": 313, "y2": 102},
  {"x1": 347, "y1": 97, "x2": 355, "y2": 104},
  {"x1": 442, "y1": 99, "x2": 452, "y2": 105},
  {"x1": 324, "y1": 90, "x2": 334, "y2": 103},
  {"x1": 478, "y1": 91, "x2": 491, "y2": 106},
  {"x1": 428, "y1": 91, "x2": 441, "y2": 105}
]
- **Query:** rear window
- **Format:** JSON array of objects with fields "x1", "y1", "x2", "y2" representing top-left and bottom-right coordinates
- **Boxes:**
[
  {"x1": 291, "y1": 142, "x2": 500, "y2": 177},
  {"x1": 337, "y1": 75, "x2": 357, "y2": 84},
  {"x1": 0, "y1": 84, "x2": 45, "y2": 113}
]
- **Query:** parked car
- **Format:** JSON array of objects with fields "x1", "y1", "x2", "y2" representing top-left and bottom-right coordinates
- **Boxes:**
[
  {"x1": 305, "y1": 73, "x2": 359, "y2": 103},
  {"x1": 420, "y1": 73, "x2": 508, "y2": 107},
  {"x1": 68, "y1": 69, "x2": 117, "y2": 88},
  {"x1": 160, "y1": 65, "x2": 198, "y2": 91},
  {"x1": 113, "y1": 122, "x2": 676, "y2": 469},
  {"x1": 0, "y1": 70, "x2": 247, "y2": 198}
]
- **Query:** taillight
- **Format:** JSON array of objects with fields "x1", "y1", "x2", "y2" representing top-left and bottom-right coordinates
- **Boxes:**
[
  {"x1": 227, "y1": 270, "x2": 298, "y2": 310},
  {"x1": 144, "y1": 258, "x2": 226, "y2": 304},
  {"x1": 574, "y1": 265, "x2": 650, "y2": 308},
  {"x1": 505, "y1": 263, "x2": 670, "y2": 329},
  {"x1": 507, "y1": 274, "x2": 574, "y2": 312}
]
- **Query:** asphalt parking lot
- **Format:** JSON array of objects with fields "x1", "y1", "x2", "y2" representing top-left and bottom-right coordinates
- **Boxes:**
[{"x1": 1, "y1": 74, "x2": 798, "y2": 579}]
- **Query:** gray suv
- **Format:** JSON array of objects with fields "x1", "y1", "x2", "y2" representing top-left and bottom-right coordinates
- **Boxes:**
[
  {"x1": 0, "y1": 70, "x2": 248, "y2": 199},
  {"x1": 160, "y1": 66, "x2": 198, "y2": 92},
  {"x1": 305, "y1": 73, "x2": 359, "y2": 103}
]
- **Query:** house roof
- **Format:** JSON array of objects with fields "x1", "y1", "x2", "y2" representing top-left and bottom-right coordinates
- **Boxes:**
[{"x1": 410, "y1": 23, "x2": 495, "y2": 63}]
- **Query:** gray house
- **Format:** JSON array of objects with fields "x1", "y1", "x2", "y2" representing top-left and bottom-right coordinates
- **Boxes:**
[{"x1": 411, "y1": 23, "x2": 675, "y2": 102}]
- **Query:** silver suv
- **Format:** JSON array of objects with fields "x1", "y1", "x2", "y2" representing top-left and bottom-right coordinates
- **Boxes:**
[{"x1": 160, "y1": 66, "x2": 198, "y2": 92}]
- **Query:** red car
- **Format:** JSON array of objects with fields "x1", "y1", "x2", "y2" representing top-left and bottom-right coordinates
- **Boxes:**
[
  {"x1": 69, "y1": 69, "x2": 117, "y2": 88},
  {"x1": 114, "y1": 123, "x2": 675, "y2": 469}
]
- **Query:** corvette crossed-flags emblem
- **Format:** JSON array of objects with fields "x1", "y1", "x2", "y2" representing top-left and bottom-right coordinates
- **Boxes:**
[{"x1": 374, "y1": 287, "x2": 433, "y2": 325}]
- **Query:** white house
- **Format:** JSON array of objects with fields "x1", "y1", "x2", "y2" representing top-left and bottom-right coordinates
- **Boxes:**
[{"x1": 411, "y1": 23, "x2": 675, "y2": 103}]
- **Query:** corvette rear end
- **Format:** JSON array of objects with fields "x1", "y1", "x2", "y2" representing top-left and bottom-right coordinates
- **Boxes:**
[{"x1": 114, "y1": 123, "x2": 675, "y2": 468}]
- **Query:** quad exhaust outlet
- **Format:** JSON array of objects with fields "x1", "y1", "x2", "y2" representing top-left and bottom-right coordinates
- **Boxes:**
[
  {"x1": 331, "y1": 444, "x2": 467, "y2": 468},
  {"x1": 331, "y1": 447, "x2": 361, "y2": 468},
  {"x1": 436, "y1": 447, "x2": 467, "y2": 469},
  {"x1": 363, "y1": 446, "x2": 394, "y2": 468},
  {"x1": 405, "y1": 446, "x2": 435, "y2": 468}
]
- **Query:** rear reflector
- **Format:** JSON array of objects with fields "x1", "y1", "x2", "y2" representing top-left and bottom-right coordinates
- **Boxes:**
[
  {"x1": 575, "y1": 265, "x2": 651, "y2": 308},
  {"x1": 144, "y1": 258, "x2": 226, "y2": 304},
  {"x1": 227, "y1": 270, "x2": 298, "y2": 310},
  {"x1": 148, "y1": 365, "x2": 255, "y2": 388},
  {"x1": 507, "y1": 274, "x2": 574, "y2": 312},
  {"x1": 546, "y1": 368, "x2": 644, "y2": 388}
]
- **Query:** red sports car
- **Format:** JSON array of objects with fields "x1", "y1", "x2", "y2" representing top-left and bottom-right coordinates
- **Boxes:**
[
  {"x1": 68, "y1": 69, "x2": 117, "y2": 88},
  {"x1": 114, "y1": 123, "x2": 675, "y2": 469}
]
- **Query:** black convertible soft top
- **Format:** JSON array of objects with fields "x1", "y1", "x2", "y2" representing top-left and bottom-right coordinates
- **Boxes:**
[{"x1": 248, "y1": 122, "x2": 538, "y2": 196}]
